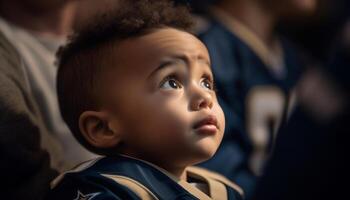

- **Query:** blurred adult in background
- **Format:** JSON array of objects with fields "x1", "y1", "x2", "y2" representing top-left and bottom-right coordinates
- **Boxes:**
[
  {"x1": 252, "y1": 16, "x2": 349, "y2": 200},
  {"x1": 252, "y1": 0, "x2": 349, "y2": 198},
  {"x1": 0, "y1": 28, "x2": 58, "y2": 200},
  {"x1": 0, "y1": 0, "x2": 96, "y2": 173},
  {"x1": 0, "y1": 0, "x2": 119, "y2": 199},
  {"x1": 0, "y1": 1, "x2": 78, "y2": 199},
  {"x1": 176, "y1": 0, "x2": 319, "y2": 198}
]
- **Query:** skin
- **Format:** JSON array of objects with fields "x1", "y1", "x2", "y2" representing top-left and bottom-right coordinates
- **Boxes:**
[{"x1": 81, "y1": 28, "x2": 225, "y2": 179}]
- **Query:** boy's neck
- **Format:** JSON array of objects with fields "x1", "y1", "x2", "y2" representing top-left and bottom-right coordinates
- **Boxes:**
[
  {"x1": 0, "y1": 1, "x2": 77, "y2": 38},
  {"x1": 216, "y1": 0, "x2": 277, "y2": 48}
]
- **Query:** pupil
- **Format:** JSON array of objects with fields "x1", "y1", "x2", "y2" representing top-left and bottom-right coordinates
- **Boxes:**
[
  {"x1": 204, "y1": 82, "x2": 210, "y2": 89},
  {"x1": 170, "y1": 80, "x2": 178, "y2": 88}
]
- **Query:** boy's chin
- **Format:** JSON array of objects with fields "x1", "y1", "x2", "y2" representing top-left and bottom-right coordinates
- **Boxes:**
[
  {"x1": 191, "y1": 139, "x2": 220, "y2": 162},
  {"x1": 188, "y1": 148, "x2": 219, "y2": 166}
]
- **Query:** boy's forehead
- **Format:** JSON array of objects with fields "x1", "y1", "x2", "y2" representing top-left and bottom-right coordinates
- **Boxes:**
[
  {"x1": 100, "y1": 27, "x2": 211, "y2": 103},
  {"x1": 111, "y1": 27, "x2": 210, "y2": 75}
]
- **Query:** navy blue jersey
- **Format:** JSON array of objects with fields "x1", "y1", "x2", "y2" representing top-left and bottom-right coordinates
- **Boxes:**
[
  {"x1": 195, "y1": 8, "x2": 305, "y2": 197},
  {"x1": 46, "y1": 155, "x2": 243, "y2": 200}
]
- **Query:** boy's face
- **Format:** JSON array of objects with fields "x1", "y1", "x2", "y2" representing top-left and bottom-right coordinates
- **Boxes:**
[{"x1": 102, "y1": 28, "x2": 225, "y2": 168}]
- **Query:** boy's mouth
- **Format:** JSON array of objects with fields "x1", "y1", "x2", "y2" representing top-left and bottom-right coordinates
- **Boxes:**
[{"x1": 193, "y1": 115, "x2": 218, "y2": 135}]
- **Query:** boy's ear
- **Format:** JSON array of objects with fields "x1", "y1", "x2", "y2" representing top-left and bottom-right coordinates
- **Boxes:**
[{"x1": 79, "y1": 111, "x2": 122, "y2": 149}]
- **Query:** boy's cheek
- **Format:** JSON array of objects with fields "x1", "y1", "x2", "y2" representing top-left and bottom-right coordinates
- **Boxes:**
[{"x1": 215, "y1": 104, "x2": 226, "y2": 133}]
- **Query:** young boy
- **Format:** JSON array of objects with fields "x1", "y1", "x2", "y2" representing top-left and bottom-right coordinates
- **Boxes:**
[{"x1": 46, "y1": 0, "x2": 243, "y2": 199}]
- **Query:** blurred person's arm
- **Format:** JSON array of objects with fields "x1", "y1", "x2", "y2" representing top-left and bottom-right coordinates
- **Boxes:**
[{"x1": 0, "y1": 31, "x2": 57, "y2": 200}]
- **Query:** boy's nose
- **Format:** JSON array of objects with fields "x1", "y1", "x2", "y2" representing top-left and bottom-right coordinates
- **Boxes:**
[{"x1": 190, "y1": 87, "x2": 213, "y2": 111}]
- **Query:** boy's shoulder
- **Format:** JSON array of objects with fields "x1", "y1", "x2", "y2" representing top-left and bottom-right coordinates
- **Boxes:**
[
  {"x1": 47, "y1": 156, "x2": 244, "y2": 200},
  {"x1": 48, "y1": 156, "x2": 177, "y2": 200}
]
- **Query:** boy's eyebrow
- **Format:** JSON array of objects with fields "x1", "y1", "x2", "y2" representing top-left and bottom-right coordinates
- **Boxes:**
[{"x1": 148, "y1": 55, "x2": 210, "y2": 79}]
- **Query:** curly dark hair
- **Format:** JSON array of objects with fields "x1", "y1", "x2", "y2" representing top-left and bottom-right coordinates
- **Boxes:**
[{"x1": 56, "y1": 0, "x2": 194, "y2": 154}]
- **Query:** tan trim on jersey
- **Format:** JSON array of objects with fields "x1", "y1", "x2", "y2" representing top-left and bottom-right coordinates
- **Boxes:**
[
  {"x1": 186, "y1": 168, "x2": 227, "y2": 200},
  {"x1": 210, "y1": 6, "x2": 284, "y2": 75},
  {"x1": 177, "y1": 179, "x2": 215, "y2": 200},
  {"x1": 101, "y1": 174, "x2": 159, "y2": 200},
  {"x1": 187, "y1": 166, "x2": 244, "y2": 197}
]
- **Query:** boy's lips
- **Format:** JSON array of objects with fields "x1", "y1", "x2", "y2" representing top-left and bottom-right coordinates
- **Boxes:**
[{"x1": 193, "y1": 115, "x2": 218, "y2": 135}]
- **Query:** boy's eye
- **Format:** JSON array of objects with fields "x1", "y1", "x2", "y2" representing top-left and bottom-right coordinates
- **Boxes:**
[
  {"x1": 160, "y1": 78, "x2": 182, "y2": 89},
  {"x1": 200, "y1": 78, "x2": 213, "y2": 90}
]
